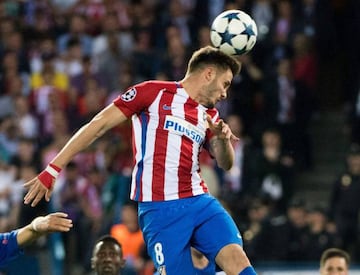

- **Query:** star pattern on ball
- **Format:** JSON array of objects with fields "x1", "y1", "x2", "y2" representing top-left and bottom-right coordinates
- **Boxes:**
[
  {"x1": 220, "y1": 26, "x2": 237, "y2": 46},
  {"x1": 241, "y1": 22, "x2": 256, "y2": 39},
  {"x1": 223, "y1": 13, "x2": 241, "y2": 21}
]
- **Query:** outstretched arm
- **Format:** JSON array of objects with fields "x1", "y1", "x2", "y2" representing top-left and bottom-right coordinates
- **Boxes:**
[
  {"x1": 24, "y1": 103, "x2": 128, "y2": 207},
  {"x1": 17, "y1": 212, "x2": 73, "y2": 247}
]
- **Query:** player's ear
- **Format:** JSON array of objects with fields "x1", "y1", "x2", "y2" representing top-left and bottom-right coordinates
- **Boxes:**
[{"x1": 204, "y1": 66, "x2": 216, "y2": 82}]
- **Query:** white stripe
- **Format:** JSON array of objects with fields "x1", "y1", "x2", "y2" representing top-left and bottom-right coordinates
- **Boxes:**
[
  {"x1": 191, "y1": 105, "x2": 207, "y2": 195},
  {"x1": 46, "y1": 165, "x2": 59, "y2": 178},
  {"x1": 141, "y1": 92, "x2": 162, "y2": 201},
  {"x1": 130, "y1": 115, "x2": 141, "y2": 199},
  {"x1": 163, "y1": 92, "x2": 188, "y2": 200}
]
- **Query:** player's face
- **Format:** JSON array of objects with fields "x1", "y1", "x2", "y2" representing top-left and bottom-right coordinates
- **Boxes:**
[
  {"x1": 92, "y1": 241, "x2": 125, "y2": 275},
  {"x1": 203, "y1": 68, "x2": 233, "y2": 108},
  {"x1": 320, "y1": 257, "x2": 348, "y2": 275}
]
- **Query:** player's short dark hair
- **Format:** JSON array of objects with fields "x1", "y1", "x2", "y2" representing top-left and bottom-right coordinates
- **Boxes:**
[
  {"x1": 187, "y1": 46, "x2": 241, "y2": 76},
  {"x1": 320, "y1": 248, "x2": 350, "y2": 268},
  {"x1": 95, "y1": 235, "x2": 122, "y2": 248},
  {"x1": 93, "y1": 235, "x2": 122, "y2": 257}
]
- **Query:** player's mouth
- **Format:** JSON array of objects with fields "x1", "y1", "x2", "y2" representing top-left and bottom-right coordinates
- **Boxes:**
[{"x1": 102, "y1": 265, "x2": 114, "y2": 272}]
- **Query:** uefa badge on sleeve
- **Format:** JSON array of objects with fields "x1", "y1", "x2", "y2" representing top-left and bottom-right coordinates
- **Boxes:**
[{"x1": 121, "y1": 88, "x2": 137, "y2": 102}]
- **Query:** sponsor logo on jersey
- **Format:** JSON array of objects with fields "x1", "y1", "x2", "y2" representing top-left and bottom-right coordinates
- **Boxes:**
[
  {"x1": 164, "y1": 115, "x2": 205, "y2": 144},
  {"x1": 121, "y1": 88, "x2": 137, "y2": 101}
]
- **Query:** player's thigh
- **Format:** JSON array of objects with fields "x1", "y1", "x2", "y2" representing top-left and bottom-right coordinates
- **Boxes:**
[
  {"x1": 138, "y1": 200, "x2": 197, "y2": 274},
  {"x1": 191, "y1": 197, "x2": 243, "y2": 262}
]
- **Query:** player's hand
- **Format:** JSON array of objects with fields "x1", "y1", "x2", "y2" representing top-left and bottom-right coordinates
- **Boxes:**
[
  {"x1": 24, "y1": 177, "x2": 53, "y2": 207},
  {"x1": 207, "y1": 115, "x2": 239, "y2": 142},
  {"x1": 24, "y1": 163, "x2": 61, "y2": 207},
  {"x1": 31, "y1": 212, "x2": 73, "y2": 233}
]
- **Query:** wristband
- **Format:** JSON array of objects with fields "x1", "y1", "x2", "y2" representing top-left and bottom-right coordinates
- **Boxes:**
[
  {"x1": 38, "y1": 163, "x2": 61, "y2": 189},
  {"x1": 31, "y1": 216, "x2": 44, "y2": 232}
]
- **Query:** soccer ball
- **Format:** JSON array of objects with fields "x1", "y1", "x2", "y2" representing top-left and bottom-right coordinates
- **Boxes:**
[{"x1": 210, "y1": 10, "x2": 258, "y2": 56}]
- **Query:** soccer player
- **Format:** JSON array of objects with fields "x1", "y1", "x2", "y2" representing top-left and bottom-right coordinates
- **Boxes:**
[
  {"x1": 319, "y1": 248, "x2": 350, "y2": 275},
  {"x1": 91, "y1": 235, "x2": 125, "y2": 275},
  {"x1": 23, "y1": 46, "x2": 257, "y2": 275},
  {"x1": 0, "y1": 212, "x2": 72, "y2": 266}
]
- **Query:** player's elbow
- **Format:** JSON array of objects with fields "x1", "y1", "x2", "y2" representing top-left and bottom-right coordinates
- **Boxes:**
[{"x1": 218, "y1": 159, "x2": 233, "y2": 171}]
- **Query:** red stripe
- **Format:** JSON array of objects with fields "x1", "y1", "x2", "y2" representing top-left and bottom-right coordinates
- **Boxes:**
[
  {"x1": 178, "y1": 98, "x2": 197, "y2": 198},
  {"x1": 152, "y1": 91, "x2": 175, "y2": 201}
]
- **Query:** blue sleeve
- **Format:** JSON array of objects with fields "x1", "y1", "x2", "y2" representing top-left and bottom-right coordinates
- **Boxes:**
[{"x1": 0, "y1": 230, "x2": 23, "y2": 267}]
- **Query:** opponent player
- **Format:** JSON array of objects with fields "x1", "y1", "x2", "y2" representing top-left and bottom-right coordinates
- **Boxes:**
[
  {"x1": 91, "y1": 235, "x2": 125, "y2": 275},
  {"x1": 0, "y1": 212, "x2": 72, "y2": 266},
  {"x1": 23, "y1": 46, "x2": 256, "y2": 275},
  {"x1": 319, "y1": 248, "x2": 350, "y2": 275}
]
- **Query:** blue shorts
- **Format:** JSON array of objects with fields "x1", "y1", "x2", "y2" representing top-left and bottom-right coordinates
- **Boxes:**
[{"x1": 138, "y1": 194, "x2": 242, "y2": 274}]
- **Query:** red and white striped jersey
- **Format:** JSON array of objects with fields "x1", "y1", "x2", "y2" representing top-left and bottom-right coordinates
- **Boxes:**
[{"x1": 113, "y1": 80, "x2": 220, "y2": 202}]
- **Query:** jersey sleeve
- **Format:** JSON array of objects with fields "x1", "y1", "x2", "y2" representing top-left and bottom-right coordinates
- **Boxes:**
[
  {"x1": 113, "y1": 81, "x2": 159, "y2": 118},
  {"x1": 0, "y1": 230, "x2": 23, "y2": 267}
]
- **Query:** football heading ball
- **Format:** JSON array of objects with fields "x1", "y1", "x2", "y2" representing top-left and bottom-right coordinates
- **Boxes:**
[{"x1": 210, "y1": 10, "x2": 258, "y2": 56}]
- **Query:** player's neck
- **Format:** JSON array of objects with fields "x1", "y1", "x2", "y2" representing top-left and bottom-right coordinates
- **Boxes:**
[{"x1": 179, "y1": 75, "x2": 204, "y2": 103}]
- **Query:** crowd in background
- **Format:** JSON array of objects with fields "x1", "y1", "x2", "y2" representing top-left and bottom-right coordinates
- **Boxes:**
[{"x1": 0, "y1": 0, "x2": 359, "y2": 274}]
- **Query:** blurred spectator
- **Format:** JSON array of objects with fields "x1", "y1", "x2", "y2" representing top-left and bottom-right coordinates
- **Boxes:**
[
  {"x1": 132, "y1": 28, "x2": 159, "y2": 82},
  {"x1": 70, "y1": 0, "x2": 107, "y2": 35},
  {"x1": 329, "y1": 144, "x2": 360, "y2": 261},
  {"x1": 286, "y1": 198, "x2": 310, "y2": 261},
  {"x1": 226, "y1": 53, "x2": 263, "y2": 133},
  {"x1": 0, "y1": 116, "x2": 20, "y2": 161},
  {"x1": 220, "y1": 114, "x2": 253, "y2": 198},
  {"x1": 260, "y1": 56, "x2": 313, "y2": 169},
  {"x1": 92, "y1": 11, "x2": 134, "y2": 65},
  {"x1": 13, "y1": 95, "x2": 39, "y2": 140},
  {"x1": 57, "y1": 37, "x2": 84, "y2": 77},
  {"x1": 97, "y1": 31, "x2": 131, "y2": 92},
  {"x1": 243, "y1": 198, "x2": 290, "y2": 262},
  {"x1": 9, "y1": 137, "x2": 41, "y2": 177},
  {"x1": 57, "y1": 13, "x2": 93, "y2": 56},
  {"x1": 250, "y1": 0, "x2": 274, "y2": 42},
  {"x1": 303, "y1": 205, "x2": 340, "y2": 261},
  {"x1": 0, "y1": 49, "x2": 30, "y2": 97},
  {"x1": 30, "y1": 51, "x2": 69, "y2": 91},
  {"x1": 70, "y1": 55, "x2": 105, "y2": 98},
  {"x1": 157, "y1": 34, "x2": 189, "y2": 81},
  {"x1": 250, "y1": 128, "x2": 295, "y2": 213}
]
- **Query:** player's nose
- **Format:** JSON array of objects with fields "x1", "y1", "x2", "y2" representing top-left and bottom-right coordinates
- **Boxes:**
[{"x1": 220, "y1": 89, "x2": 227, "y2": 99}]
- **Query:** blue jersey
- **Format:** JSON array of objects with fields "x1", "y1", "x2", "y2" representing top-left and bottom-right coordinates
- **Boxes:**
[{"x1": 0, "y1": 230, "x2": 23, "y2": 266}]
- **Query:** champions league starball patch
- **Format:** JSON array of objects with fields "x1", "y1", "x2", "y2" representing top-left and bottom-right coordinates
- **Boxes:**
[{"x1": 121, "y1": 88, "x2": 137, "y2": 102}]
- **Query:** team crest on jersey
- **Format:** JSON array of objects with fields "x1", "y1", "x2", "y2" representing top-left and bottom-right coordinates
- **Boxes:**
[{"x1": 121, "y1": 88, "x2": 137, "y2": 102}]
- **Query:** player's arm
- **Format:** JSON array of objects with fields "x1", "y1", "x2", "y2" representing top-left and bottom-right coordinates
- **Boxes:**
[
  {"x1": 24, "y1": 103, "x2": 127, "y2": 207},
  {"x1": 207, "y1": 116, "x2": 238, "y2": 171},
  {"x1": 17, "y1": 212, "x2": 73, "y2": 247}
]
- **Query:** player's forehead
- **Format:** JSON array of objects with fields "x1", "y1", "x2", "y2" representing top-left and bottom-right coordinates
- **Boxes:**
[
  {"x1": 324, "y1": 256, "x2": 348, "y2": 268},
  {"x1": 218, "y1": 68, "x2": 233, "y2": 83},
  {"x1": 95, "y1": 241, "x2": 122, "y2": 254}
]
